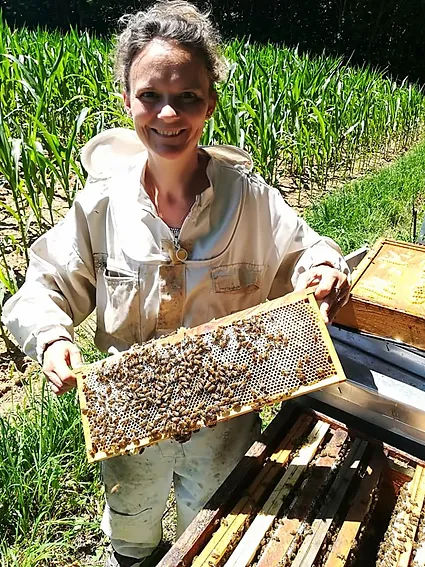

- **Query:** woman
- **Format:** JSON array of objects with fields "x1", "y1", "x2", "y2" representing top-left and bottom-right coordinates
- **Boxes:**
[{"x1": 2, "y1": 2, "x2": 350, "y2": 566}]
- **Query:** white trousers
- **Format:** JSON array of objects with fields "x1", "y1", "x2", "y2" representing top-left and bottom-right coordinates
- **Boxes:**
[{"x1": 100, "y1": 413, "x2": 260, "y2": 559}]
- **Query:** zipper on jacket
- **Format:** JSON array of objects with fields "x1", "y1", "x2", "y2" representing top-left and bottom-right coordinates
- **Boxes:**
[{"x1": 164, "y1": 194, "x2": 202, "y2": 263}]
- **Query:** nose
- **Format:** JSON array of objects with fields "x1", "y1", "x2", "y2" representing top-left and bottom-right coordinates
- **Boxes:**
[{"x1": 157, "y1": 102, "x2": 178, "y2": 121}]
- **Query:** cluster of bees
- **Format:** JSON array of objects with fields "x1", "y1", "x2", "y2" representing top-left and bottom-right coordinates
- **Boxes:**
[
  {"x1": 412, "y1": 510, "x2": 425, "y2": 566},
  {"x1": 80, "y1": 301, "x2": 335, "y2": 460},
  {"x1": 357, "y1": 279, "x2": 397, "y2": 302},
  {"x1": 377, "y1": 480, "x2": 423, "y2": 566},
  {"x1": 237, "y1": 434, "x2": 375, "y2": 567}
]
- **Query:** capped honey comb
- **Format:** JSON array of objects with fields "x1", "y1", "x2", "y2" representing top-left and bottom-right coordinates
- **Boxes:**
[{"x1": 75, "y1": 289, "x2": 346, "y2": 462}]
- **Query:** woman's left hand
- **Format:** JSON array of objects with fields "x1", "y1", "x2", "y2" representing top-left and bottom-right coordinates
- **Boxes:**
[{"x1": 295, "y1": 264, "x2": 350, "y2": 324}]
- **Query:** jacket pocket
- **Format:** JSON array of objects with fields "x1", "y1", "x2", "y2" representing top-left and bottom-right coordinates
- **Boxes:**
[
  {"x1": 95, "y1": 255, "x2": 142, "y2": 346},
  {"x1": 208, "y1": 263, "x2": 264, "y2": 318},
  {"x1": 211, "y1": 263, "x2": 262, "y2": 293}
]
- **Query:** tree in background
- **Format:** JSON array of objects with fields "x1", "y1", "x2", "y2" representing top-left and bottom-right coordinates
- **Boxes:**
[{"x1": 1, "y1": 0, "x2": 425, "y2": 85}]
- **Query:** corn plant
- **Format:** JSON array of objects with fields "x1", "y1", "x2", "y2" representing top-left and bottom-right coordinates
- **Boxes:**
[{"x1": 0, "y1": 18, "x2": 424, "y2": 296}]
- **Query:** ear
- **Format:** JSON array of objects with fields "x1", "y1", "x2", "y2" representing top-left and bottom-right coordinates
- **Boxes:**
[
  {"x1": 123, "y1": 90, "x2": 131, "y2": 115},
  {"x1": 207, "y1": 89, "x2": 217, "y2": 118}
]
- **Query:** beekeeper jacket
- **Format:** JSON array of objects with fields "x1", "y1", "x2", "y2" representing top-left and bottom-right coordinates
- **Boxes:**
[{"x1": 2, "y1": 128, "x2": 348, "y2": 362}]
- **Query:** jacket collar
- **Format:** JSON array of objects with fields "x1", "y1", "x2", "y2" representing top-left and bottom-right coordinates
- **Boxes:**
[
  {"x1": 80, "y1": 127, "x2": 253, "y2": 180},
  {"x1": 81, "y1": 128, "x2": 250, "y2": 227}
]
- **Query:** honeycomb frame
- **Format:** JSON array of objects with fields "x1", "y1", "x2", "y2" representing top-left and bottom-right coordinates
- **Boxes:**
[{"x1": 75, "y1": 288, "x2": 346, "y2": 463}]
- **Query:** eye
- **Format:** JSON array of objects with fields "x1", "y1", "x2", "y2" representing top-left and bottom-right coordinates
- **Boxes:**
[
  {"x1": 180, "y1": 92, "x2": 198, "y2": 102},
  {"x1": 138, "y1": 91, "x2": 159, "y2": 101}
]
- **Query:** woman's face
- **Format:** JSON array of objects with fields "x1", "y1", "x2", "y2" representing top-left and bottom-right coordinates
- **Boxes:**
[{"x1": 124, "y1": 39, "x2": 217, "y2": 161}]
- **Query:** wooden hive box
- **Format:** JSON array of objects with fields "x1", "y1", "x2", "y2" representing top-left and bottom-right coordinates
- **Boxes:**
[
  {"x1": 75, "y1": 289, "x2": 346, "y2": 463},
  {"x1": 334, "y1": 239, "x2": 425, "y2": 350},
  {"x1": 157, "y1": 402, "x2": 425, "y2": 567}
]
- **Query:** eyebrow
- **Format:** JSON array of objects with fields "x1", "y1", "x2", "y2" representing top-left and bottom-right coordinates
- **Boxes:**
[{"x1": 134, "y1": 82, "x2": 204, "y2": 90}]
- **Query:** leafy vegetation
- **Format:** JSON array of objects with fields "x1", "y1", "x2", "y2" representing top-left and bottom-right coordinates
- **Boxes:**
[
  {"x1": 0, "y1": 381, "x2": 104, "y2": 566},
  {"x1": 4, "y1": 0, "x2": 425, "y2": 88},
  {"x1": 305, "y1": 137, "x2": 425, "y2": 253},
  {"x1": 0, "y1": 325, "x2": 107, "y2": 566},
  {"x1": 1, "y1": 20, "x2": 424, "y2": 301}
]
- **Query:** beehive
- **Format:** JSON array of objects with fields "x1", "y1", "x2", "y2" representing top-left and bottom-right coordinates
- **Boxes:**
[
  {"x1": 334, "y1": 239, "x2": 425, "y2": 350},
  {"x1": 157, "y1": 404, "x2": 425, "y2": 567},
  {"x1": 75, "y1": 289, "x2": 345, "y2": 463}
]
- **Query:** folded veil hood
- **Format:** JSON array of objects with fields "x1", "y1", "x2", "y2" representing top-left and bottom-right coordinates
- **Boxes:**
[{"x1": 80, "y1": 128, "x2": 253, "y2": 179}]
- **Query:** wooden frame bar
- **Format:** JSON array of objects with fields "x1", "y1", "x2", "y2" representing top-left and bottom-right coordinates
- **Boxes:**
[
  {"x1": 324, "y1": 448, "x2": 384, "y2": 567},
  {"x1": 222, "y1": 421, "x2": 330, "y2": 567},
  {"x1": 160, "y1": 404, "x2": 425, "y2": 567},
  {"x1": 191, "y1": 415, "x2": 313, "y2": 567},
  {"x1": 156, "y1": 403, "x2": 301, "y2": 567},
  {"x1": 257, "y1": 428, "x2": 349, "y2": 567},
  {"x1": 291, "y1": 438, "x2": 369, "y2": 567}
]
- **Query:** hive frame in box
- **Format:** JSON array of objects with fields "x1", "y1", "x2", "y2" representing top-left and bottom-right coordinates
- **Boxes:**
[
  {"x1": 75, "y1": 288, "x2": 346, "y2": 463},
  {"x1": 157, "y1": 401, "x2": 425, "y2": 567},
  {"x1": 334, "y1": 238, "x2": 425, "y2": 350}
]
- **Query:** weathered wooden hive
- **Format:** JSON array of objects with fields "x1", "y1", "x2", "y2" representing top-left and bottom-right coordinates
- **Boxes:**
[
  {"x1": 76, "y1": 288, "x2": 345, "y2": 463},
  {"x1": 157, "y1": 403, "x2": 425, "y2": 567},
  {"x1": 334, "y1": 239, "x2": 425, "y2": 350}
]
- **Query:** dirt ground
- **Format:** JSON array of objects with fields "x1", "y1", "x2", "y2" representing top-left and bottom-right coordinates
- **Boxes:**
[{"x1": 0, "y1": 338, "x2": 37, "y2": 414}]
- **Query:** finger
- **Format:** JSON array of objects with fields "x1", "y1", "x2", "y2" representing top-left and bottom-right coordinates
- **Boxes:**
[
  {"x1": 69, "y1": 345, "x2": 83, "y2": 369},
  {"x1": 43, "y1": 343, "x2": 80, "y2": 392},
  {"x1": 44, "y1": 370, "x2": 64, "y2": 392},
  {"x1": 48, "y1": 381, "x2": 61, "y2": 395},
  {"x1": 317, "y1": 277, "x2": 350, "y2": 323},
  {"x1": 313, "y1": 272, "x2": 341, "y2": 300},
  {"x1": 47, "y1": 378, "x2": 75, "y2": 396},
  {"x1": 44, "y1": 343, "x2": 79, "y2": 380},
  {"x1": 322, "y1": 285, "x2": 350, "y2": 323},
  {"x1": 319, "y1": 300, "x2": 331, "y2": 324},
  {"x1": 295, "y1": 269, "x2": 322, "y2": 291},
  {"x1": 59, "y1": 381, "x2": 76, "y2": 394},
  {"x1": 44, "y1": 370, "x2": 76, "y2": 395},
  {"x1": 50, "y1": 355, "x2": 77, "y2": 382}
]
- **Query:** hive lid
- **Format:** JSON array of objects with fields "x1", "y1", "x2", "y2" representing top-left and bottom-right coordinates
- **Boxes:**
[{"x1": 334, "y1": 238, "x2": 425, "y2": 350}]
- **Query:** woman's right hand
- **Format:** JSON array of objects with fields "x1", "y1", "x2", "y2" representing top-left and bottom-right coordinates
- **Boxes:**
[{"x1": 42, "y1": 339, "x2": 83, "y2": 395}]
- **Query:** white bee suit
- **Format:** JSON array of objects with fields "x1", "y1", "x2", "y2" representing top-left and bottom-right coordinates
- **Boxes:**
[{"x1": 2, "y1": 128, "x2": 348, "y2": 559}]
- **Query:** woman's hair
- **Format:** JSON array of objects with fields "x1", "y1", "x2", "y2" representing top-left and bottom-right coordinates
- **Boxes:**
[{"x1": 115, "y1": 0, "x2": 227, "y2": 92}]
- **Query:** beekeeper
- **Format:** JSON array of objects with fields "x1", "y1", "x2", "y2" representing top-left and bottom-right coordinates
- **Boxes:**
[{"x1": 2, "y1": 1, "x2": 350, "y2": 565}]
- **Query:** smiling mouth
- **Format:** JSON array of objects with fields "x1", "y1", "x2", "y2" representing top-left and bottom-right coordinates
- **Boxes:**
[{"x1": 152, "y1": 128, "x2": 185, "y2": 137}]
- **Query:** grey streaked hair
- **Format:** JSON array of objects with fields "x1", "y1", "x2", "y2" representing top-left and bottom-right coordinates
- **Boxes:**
[{"x1": 115, "y1": 0, "x2": 227, "y2": 92}]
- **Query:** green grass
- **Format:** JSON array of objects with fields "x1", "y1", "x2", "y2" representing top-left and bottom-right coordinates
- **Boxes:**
[
  {"x1": 304, "y1": 138, "x2": 425, "y2": 253},
  {"x1": 0, "y1": 332, "x2": 106, "y2": 566}
]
